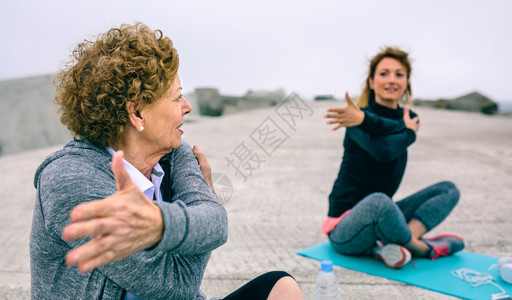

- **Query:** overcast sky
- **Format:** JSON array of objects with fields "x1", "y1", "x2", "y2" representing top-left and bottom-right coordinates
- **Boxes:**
[{"x1": 1, "y1": 0, "x2": 511, "y2": 102}]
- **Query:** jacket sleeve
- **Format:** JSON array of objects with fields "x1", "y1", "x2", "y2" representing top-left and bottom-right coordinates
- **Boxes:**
[
  {"x1": 36, "y1": 154, "x2": 218, "y2": 299},
  {"x1": 151, "y1": 140, "x2": 228, "y2": 254},
  {"x1": 358, "y1": 110, "x2": 406, "y2": 136},
  {"x1": 346, "y1": 126, "x2": 416, "y2": 162}
]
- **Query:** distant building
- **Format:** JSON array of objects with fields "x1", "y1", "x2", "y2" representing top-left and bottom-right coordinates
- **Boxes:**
[
  {"x1": 414, "y1": 91, "x2": 498, "y2": 115},
  {"x1": 440, "y1": 92, "x2": 498, "y2": 115},
  {"x1": 195, "y1": 88, "x2": 284, "y2": 116},
  {"x1": 314, "y1": 94, "x2": 336, "y2": 101},
  {"x1": 195, "y1": 88, "x2": 224, "y2": 116}
]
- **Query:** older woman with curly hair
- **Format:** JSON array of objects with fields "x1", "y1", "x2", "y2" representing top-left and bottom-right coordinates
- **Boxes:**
[{"x1": 30, "y1": 23, "x2": 302, "y2": 299}]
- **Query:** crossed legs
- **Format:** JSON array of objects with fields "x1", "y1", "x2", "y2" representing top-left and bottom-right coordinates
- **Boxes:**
[{"x1": 328, "y1": 181, "x2": 460, "y2": 257}]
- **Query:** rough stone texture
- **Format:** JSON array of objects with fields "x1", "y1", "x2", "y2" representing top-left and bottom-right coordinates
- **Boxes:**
[{"x1": 1, "y1": 100, "x2": 511, "y2": 299}]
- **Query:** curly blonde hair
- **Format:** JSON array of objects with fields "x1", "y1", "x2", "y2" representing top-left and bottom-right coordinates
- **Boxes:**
[
  {"x1": 55, "y1": 22, "x2": 179, "y2": 146},
  {"x1": 356, "y1": 47, "x2": 412, "y2": 108}
]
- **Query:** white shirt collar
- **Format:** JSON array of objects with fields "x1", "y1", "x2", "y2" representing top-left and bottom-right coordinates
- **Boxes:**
[{"x1": 106, "y1": 148, "x2": 164, "y2": 202}]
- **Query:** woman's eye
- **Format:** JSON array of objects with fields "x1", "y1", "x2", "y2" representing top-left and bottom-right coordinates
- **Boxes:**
[
  {"x1": 174, "y1": 95, "x2": 182, "y2": 102},
  {"x1": 396, "y1": 73, "x2": 405, "y2": 77},
  {"x1": 379, "y1": 72, "x2": 388, "y2": 76}
]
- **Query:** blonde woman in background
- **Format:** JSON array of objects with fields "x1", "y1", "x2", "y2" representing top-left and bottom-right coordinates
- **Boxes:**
[{"x1": 322, "y1": 47, "x2": 464, "y2": 269}]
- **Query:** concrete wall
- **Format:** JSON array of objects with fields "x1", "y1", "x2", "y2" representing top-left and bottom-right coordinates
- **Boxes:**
[{"x1": 0, "y1": 75, "x2": 71, "y2": 156}]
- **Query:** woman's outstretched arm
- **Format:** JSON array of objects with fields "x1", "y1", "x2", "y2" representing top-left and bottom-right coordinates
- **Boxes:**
[{"x1": 346, "y1": 106, "x2": 420, "y2": 162}]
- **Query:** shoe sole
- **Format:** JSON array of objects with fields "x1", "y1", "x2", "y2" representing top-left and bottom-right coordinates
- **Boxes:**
[
  {"x1": 424, "y1": 233, "x2": 465, "y2": 242},
  {"x1": 374, "y1": 244, "x2": 411, "y2": 269},
  {"x1": 423, "y1": 233, "x2": 466, "y2": 259}
]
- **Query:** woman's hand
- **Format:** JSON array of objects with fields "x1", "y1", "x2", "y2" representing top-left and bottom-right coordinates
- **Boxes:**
[
  {"x1": 403, "y1": 105, "x2": 420, "y2": 133},
  {"x1": 325, "y1": 92, "x2": 365, "y2": 131},
  {"x1": 193, "y1": 145, "x2": 214, "y2": 191},
  {"x1": 61, "y1": 151, "x2": 164, "y2": 273}
]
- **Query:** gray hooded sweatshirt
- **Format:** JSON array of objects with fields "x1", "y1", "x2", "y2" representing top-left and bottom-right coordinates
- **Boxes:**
[{"x1": 30, "y1": 139, "x2": 228, "y2": 299}]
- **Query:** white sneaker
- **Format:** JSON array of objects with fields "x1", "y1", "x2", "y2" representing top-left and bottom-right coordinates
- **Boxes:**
[{"x1": 373, "y1": 241, "x2": 411, "y2": 269}]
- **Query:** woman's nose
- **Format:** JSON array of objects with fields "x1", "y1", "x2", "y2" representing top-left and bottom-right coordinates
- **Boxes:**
[
  {"x1": 388, "y1": 75, "x2": 398, "y2": 84},
  {"x1": 181, "y1": 96, "x2": 192, "y2": 115}
]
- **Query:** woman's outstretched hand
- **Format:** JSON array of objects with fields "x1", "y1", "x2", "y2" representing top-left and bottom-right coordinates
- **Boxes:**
[
  {"x1": 325, "y1": 92, "x2": 365, "y2": 131},
  {"x1": 193, "y1": 145, "x2": 214, "y2": 191},
  {"x1": 403, "y1": 105, "x2": 420, "y2": 133},
  {"x1": 61, "y1": 151, "x2": 164, "y2": 273}
]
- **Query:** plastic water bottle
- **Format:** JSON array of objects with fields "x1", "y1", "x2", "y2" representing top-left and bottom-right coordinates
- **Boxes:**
[{"x1": 315, "y1": 260, "x2": 338, "y2": 300}]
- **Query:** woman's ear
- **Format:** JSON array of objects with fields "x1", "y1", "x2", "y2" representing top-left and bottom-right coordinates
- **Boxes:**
[
  {"x1": 369, "y1": 77, "x2": 374, "y2": 90},
  {"x1": 126, "y1": 102, "x2": 144, "y2": 131}
]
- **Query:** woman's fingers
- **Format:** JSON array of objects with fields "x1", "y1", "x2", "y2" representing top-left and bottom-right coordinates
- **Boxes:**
[
  {"x1": 193, "y1": 145, "x2": 214, "y2": 190},
  {"x1": 325, "y1": 92, "x2": 364, "y2": 129},
  {"x1": 345, "y1": 92, "x2": 356, "y2": 107},
  {"x1": 193, "y1": 145, "x2": 210, "y2": 171},
  {"x1": 64, "y1": 216, "x2": 132, "y2": 265},
  {"x1": 403, "y1": 105, "x2": 411, "y2": 121},
  {"x1": 68, "y1": 197, "x2": 116, "y2": 222},
  {"x1": 403, "y1": 106, "x2": 420, "y2": 132},
  {"x1": 332, "y1": 124, "x2": 344, "y2": 131},
  {"x1": 65, "y1": 234, "x2": 115, "y2": 267},
  {"x1": 112, "y1": 151, "x2": 137, "y2": 192},
  {"x1": 65, "y1": 207, "x2": 156, "y2": 271},
  {"x1": 77, "y1": 249, "x2": 117, "y2": 274},
  {"x1": 326, "y1": 107, "x2": 345, "y2": 113},
  {"x1": 62, "y1": 217, "x2": 112, "y2": 241},
  {"x1": 77, "y1": 253, "x2": 113, "y2": 274},
  {"x1": 324, "y1": 112, "x2": 343, "y2": 119},
  {"x1": 70, "y1": 234, "x2": 127, "y2": 273},
  {"x1": 411, "y1": 116, "x2": 421, "y2": 132}
]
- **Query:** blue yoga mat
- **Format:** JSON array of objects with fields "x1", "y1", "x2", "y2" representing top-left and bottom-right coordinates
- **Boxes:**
[{"x1": 298, "y1": 241, "x2": 512, "y2": 300}]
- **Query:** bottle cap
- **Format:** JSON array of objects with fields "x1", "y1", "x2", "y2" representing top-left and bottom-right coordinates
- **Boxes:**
[
  {"x1": 501, "y1": 263, "x2": 512, "y2": 284},
  {"x1": 321, "y1": 260, "x2": 333, "y2": 272}
]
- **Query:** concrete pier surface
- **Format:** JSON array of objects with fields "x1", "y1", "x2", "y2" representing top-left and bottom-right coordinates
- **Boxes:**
[{"x1": 1, "y1": 100, "x2": 511, "y2": 299}]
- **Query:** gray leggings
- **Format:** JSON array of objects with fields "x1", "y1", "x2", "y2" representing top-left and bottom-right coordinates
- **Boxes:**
[{"x1": 328, "y1": 181, "x2": 460, "y2": 255}]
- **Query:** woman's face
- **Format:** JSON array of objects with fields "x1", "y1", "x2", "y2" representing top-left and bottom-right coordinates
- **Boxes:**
[
  {"x1": 140, "y1": 75, "x2": 191, "y2": 153},
  {"x1": 369, "y1": 57, "x2": 408, "y2": 108}
]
